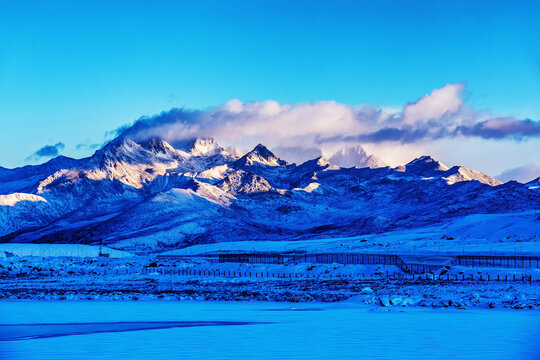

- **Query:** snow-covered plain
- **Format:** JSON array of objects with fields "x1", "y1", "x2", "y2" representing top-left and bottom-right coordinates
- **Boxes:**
[
  {"x1": 163, "y1": 211, "x2": 540, "y2": 256},
  {"x1": 0, "y1": 244, "x2": 132, "y2": 258},
  {"x1": 1, "y1": 301, "x2": 539, "y2": 360},
  {"x1": 1, "y1": 252, "x2": 538, "y2": 308},
  {"x1": 1, "y1": 243, "x2": 539, "y2": 359}
]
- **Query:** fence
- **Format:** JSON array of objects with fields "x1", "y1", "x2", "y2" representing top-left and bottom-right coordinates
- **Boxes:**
[
  {"x1": 203, "y1": 252, "x2": 540, "y2": 273},
  {"x1": 5, "y1": 264, "x2": 537, "y2": 282},
  {"x1": 218, "y1": 253, "x2": 287, "y2": 264},
  {"x1": 455, "y1": 255, "x2": 540, "y2": 269},
  {"x1": 289, "y1": 253, "x2": 404, "y2": 266},
  {"x1": 6, "y1": 252, "x2": 539, "y2": 281},
  {"x1": 141, "y1": 267, "x2": 535, "y2": 282}
]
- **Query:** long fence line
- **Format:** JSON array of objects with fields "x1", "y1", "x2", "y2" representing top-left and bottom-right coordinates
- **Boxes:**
[
  {"x1": 455, "y1": 255, "x2": 540, "y2": 268},
  {"x1": 158, "y1": 252, "x2": 540, "y2": 272},
  {"x1": 142, "y1": 267, "x2": 535, "y2": 282},
  {"x1": 7, "y1": 265, "x2": 537, "y2": 282},
  {"x1": 7, "y1": 252, "x2": 539, "y2": 282}
]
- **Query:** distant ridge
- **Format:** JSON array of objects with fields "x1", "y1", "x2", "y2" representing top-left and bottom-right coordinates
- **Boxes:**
[{"x1": 0, "y1": 136, "x2": 538, "y2": 251}]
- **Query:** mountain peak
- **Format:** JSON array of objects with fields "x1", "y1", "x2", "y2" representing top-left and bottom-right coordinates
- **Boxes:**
[
  {"x1": 139, "y1": 138, "x2": 175, "y2": 154},
  {"x1": 409, "y1": 155, "x2": 438, "y2": 164},
  {"x1": 40, "y1": 155, "x2": 80, "y2": 170},
  {"x1": 94, "y1": 137, "x2": 177, "y2": 165},
  {"x1": 252, "y1": 144, "x2": 274, "y2": 157},
  {"x1": 329, "y1": 145, "x2": 386, "y2": 168},
  {"x1": 175, "y1": 137, "x2": 224, "y2": 156},
  {"x1": 406, "y1": 155, "x2": 449, "y2": 172},
  {"x1": 443, "y1": 166, "x2": 502, "y2": 186},
  {"x1": 1, "y1": 135, "x2": 539, "y2": 249},
  {"x1": 299, "y1": 156, "x2": 338, "y2": 170},
  {"x1": 315, "y1": 156, "x2": 331, "y2": 167},
  {"x1": 236, "y1": 144, "x2": 287, "y2": 167}
]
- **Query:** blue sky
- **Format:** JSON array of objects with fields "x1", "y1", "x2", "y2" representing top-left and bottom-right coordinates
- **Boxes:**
[{"x1": 0, "y1": 1, "x2": 539, "y2": 178}]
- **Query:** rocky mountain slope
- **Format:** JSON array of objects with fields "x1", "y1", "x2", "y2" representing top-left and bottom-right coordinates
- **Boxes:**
[{"x1": 0, "y1": 137, "x2": 538, "y2": 252}]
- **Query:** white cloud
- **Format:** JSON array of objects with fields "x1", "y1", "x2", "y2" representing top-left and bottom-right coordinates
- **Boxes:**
[
  {"x1": 212, "y1": 100, "x2": 358, "y2": 141},
  {"x1": 116, "y1": 82, "x2": 539, "y2": 166},
  {"x1": 402, "y1": 82, "x2": 465, "y2": 125}
]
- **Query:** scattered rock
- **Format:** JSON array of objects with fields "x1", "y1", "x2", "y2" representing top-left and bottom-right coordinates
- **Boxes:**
[{"x1": 380, "y1": 295, "x2": 391, "y2": 307}]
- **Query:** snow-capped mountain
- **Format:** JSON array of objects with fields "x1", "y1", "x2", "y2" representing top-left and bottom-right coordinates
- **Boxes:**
[
  {"x1": 400, "y1": 155, "x2": 449, "y2": 174},
  {"x1": 329, "y1": 145, "x2": 386, "y2": 168},
  {"x1": 0, "y1": 137, "x2": 538, "y2": 252},
  {"x1": 442, "y1": 166, "x2": 502, "y2": 186},
  {"x1": 235, "y1": 144, "x2": 288, "y2": 167}
]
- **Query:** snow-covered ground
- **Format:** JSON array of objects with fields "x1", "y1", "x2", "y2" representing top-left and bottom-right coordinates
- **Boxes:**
[
  {"x1": 0, "y1": 244, "x2": 132, "y2": 258},
  {"x1": 163, "y1": 211, "x2": 540, "y2": 256},
  {"x1": 1, "y1": 254, "x2": 538, "y2": 308},
  {"x1": 1, "y1": 301, "x2": 539, "y2": 360}
]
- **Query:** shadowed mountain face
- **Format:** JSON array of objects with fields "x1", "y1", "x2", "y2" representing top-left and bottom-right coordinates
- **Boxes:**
[{"x1": 0, "y1": 137, "x2": 538, "y2": 252}]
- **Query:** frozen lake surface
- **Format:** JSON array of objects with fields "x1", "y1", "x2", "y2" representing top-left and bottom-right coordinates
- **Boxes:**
[{"x1": 1, "y1": 301, "x2": 539, "y2": 359}]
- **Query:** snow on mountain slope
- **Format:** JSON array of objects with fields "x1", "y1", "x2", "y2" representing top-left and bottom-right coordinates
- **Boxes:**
[
  {"x1": 0, "y1": 136, "x2": 538, "y2": 252},
  {"x1": 217, "y1": 170, "x2": 273, "y2": 195},
  {"x1": 0, "y1": 193, "x2": 47, "y2": 206},
  {"x1": 393, "y1": 157, "x2": 501, "y2": 186},
  {"x1": 329, "y1": 145, "x2": 386, "y2": 168},
  {"x1": 197, "y1": 165, "x2": 231, "y2": 180},
  {"x1": 176, "y1": 138, "x2": 238, "y2": 172},
  {"x1": 293, "y1": 182, "x2": 321, "y2": 193},
  {"x1": 299, "y1": 156, "x2": 340, "y2": 172},
  {"x1": 442, "y1": 166, "x2": 502, "y2": 186},
  {"x1": 190, "y1": 181, "x2": 236, "y2": 206},
  {"x1": 0, "y1": 193, "x2": 60, "y2": 236},
  {"x1": 85, "y1": 138, "x2": 185, "y2": 188},
  {"x1": 235, "y1": 144, "x2": 288, "y2": 167},
  {"x1": 401, "y1": 155, "x2": 449, "y2": 174},
  {"x1": 0, "y1": 156, "x2": 82, "y2": 194},
  {"x1": 179, "y1": 137, "x2": 226, "y2": 156},
  {"x1": 76, "y1": 187, "x2": 229, "y2": 251},
  {"x1": 167, "y1": 211, "x2": 540, "y2": 255},
  {"x1": 0, "y1": 193, "x2": 53, "y2": 236},
  {"x1": 34, "y1": 137, "x2": 236, "y2": 195}
]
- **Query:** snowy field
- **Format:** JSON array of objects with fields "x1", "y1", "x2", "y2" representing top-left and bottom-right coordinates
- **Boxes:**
[
  {"x1": 164, "y1": 211, "x2": 540, "y2": 256},
  {"x1": 0, "y1": 243, "x2": 132, "y2": 258},
  {"x1": 1, "y1": 243, "x2": 539, "y2": 358},
  {"x1": 1, "y1": 301, "x2": 539, "y2": 360},
  {"x1": 1, "y1": 243, "x2": 539, "y2": 307},
  {"x1": 1, "y1": 253, "x2": 539, "y2": 308}
]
